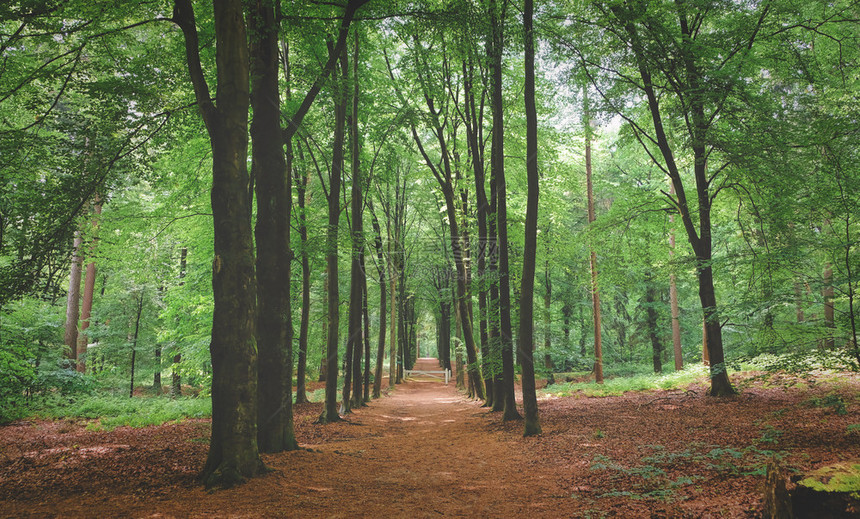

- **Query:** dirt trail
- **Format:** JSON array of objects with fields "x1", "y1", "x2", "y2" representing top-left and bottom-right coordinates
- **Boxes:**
[
  {"x1": 3, "y1": 365, "x2": 859, "y2": 518},
  {"x1": 2, "y1": 359, "x2": 563, "y2": 518}
]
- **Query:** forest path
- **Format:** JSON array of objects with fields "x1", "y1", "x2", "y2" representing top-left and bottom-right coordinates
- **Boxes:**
[
  {"x1": 249, "y1": 361, "x2": 563, "y2": 518},
  {"x1": 4, "y1": 370, "x2": 860, "y2": 517},
  {"x1": 1, "y1": 359, "x2": 562, "y2": 518}
]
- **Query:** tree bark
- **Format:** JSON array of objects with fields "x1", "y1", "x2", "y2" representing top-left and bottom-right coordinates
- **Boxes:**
[
  {"x1": 171, "y1": 247, "x2": 187, "y2": 398},
  {"x1": 520, "y1": 0, "x2": 541, "y2": 436},
  {"x1": 319, "y1": 41, "x2": 349, "y2": 424},
  {"x1": 77, "y1": 198, "x2": 102, "y2": 374},
  {"x1": 294, "y1": 145, "x2": 311, "y2": 404},
  {"x1": 369, "y1": 203, "x2": 387, "y2": 398},
  {"x1": 251, "y1": 0, "x2": 297, "y2": 454},
  {"x1": 489, "y1": 0, "x2": 518, "y2": 418},
  {"x1": 347, "y1": 29, "x2": 364, "y2": 411},
  {"x1": 584, "y1": 92, "x2": 603, "y2": 384},
  {"x1": 129, "y1": 293, "x2": 143, "y2": 398},
  {"x1": 174, "y1": 0, "x2": 264, "y2": 486},
  {"x1": 64, "y1": 231, "x2": 83, "y2": 367}
]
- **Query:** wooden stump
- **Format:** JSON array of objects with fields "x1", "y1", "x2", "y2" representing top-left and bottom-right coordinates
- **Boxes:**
[
  {"x1": 763, "y1": 461, "x2": 794, "y2": 519},
  {"x1": 790, "y1": 461, "x2": 860, "y2": 518}
]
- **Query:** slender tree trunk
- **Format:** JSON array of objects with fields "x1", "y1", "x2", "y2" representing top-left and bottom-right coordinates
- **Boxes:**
[
  {"x1": 645, "y1": 274, "x2": 663, "y2": 374},
  {"x1": 463, "y1": 56, "x2": 493, "y2": 405},
  {"x1": 370, "y1": 207, "x2": 387, "y2": 398},
  {"x1": 294, "y1": 148, "x2": 311, "y2": 403},
  {"x1": 129, "y1": 293, "x2": 144, "y2": 398},
  {"x1": 319, "y1": 273, "x2": 329, "y2": 383},
  {"x1": 319, "y1": 42, "x2": 348, "y2": 424},
  {"x1": 489, "y1": 0, "x2": 518, "y2": 418},
  {"x1": 669, "y1": 183, "x2": 683, "y2": 370},
  {"x1": 362, "y1": 271, "x2": 371, "y2": 403},
  {"x1": 174, "y1": 0, "x2": 264, "y2": 486},
  {"x1": 584, "y1": 92, "x2": 603, "y2": 384},
  {"x1": 171, "y1": 247, "x2": 187, "y2": 398},
  {"x1": 520, "y1": 0, "x2": 541, "y2": 435},
  {"x1": 389, "y1": 275, "x2": 397, "y2": 388},
  {"x1": 544, "y1": 260, "x2": 554, "y2": 383},
  {"x1": 823, "y1": 262, "x2": 835, "y2": 350},
  {"x1": 77, "y1": 198, "x2": 103, "y2": 374},
  {"x1": 346, "y1": 29, "x2": 364, "y2": 411},
  {"x1": 64, "y1": 231, "x2": 83, "y2": 367}
]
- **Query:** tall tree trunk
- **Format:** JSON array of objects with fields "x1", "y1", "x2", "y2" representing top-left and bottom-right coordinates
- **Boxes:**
[
  {"x1": 669, "y1": 183, "x2": 683, "y2": 370},
  {"x1": 319, "y1": 273, "x2": 329, "y2": 383},
  {"x1": 614, "y1": 5, "x2": 735, "y2": 396},
  {"x1": 645, "y1": 273, "x2": 663, "y2": 373},
  {"x1": 370, "y1": 205, "x2": 387, "y2": 398},
  {"x1": 489, "y1": 0, "x2": 518, "y2": 418},
  {"x1": 251, "y1": 0, "x2": 297, "y2": 454},
  {"x1": 64, "y1": 231, "x2": 83, "y2": 367},
  {"x1": 463, "y1": 55, "x2": 493, "y2": 406},
  {"x1": 347, "y1": 29, "x2": 364, "y2": 411},
  {"x1": 584, "y1": 91, "x2": 603, "y2": 384},
  {"x1": 77, "y1": 198, "x2": 103, "y2": 374},
  {"x1": 174, "y1": 0, "x2": 264, "y2": 486},
  {"x1": 129, "y1": 293, "x2": 144, "y2": 398},
  {"x1": 822, "y1": 262, "x2": 835, "y2": 350},
  {"x1": 520, "y1": 0, "x2": 541, "y2": 436},
  {"x1": 362, "y1": 270, "x2": 371, "y2": 403},
  {"x1": 171, "y1": 247, "x2": 187, "y2": 398},
  {"x1": 544, "y1": 260, "x2": 554, "y2": 383},
  {"x1": 294, "y1": 144, "x2": 311, "y2": 404},
  {"x1": 319, "y1": 41, "x2": 349, "y2": 424}
]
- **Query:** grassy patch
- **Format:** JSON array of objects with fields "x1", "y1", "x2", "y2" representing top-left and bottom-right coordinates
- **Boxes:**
[
  {"x1": 541, "y1": 364, "x2": 709, "y2": 398},
  {"x1": 33, "y1": 393, "x2": 211, "y2": 431}
]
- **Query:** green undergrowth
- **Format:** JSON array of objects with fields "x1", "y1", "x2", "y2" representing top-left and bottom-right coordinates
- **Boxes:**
[
  {"x1": 33, "y1": 393, "x2": 212, "y2": 431},
  {"x1": 541, "y1": 364, "x2": 710, "y2": 398},
  {"x1": 588, "y1": 438, "x2": 788, "y2": 502}
]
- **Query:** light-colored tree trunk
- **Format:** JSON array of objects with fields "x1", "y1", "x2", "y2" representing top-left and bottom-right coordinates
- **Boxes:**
[
  {"x1": 64, "y1": 231, "x2": 83, "y2": 367},
  {"x1": 77, "y1": 199, "x2": 103, "y2": 374}
]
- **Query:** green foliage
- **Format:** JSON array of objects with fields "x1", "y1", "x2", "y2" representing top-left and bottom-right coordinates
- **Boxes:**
[
  {"x1": 804, "y1": 394, "x2": 849, "y2": 416},
  {"x1": 35, "y1": 393, "x2": 211, "y2": 431},
  {"x1": 541, "y1": 364, "x2": 710, "y2": 398}
]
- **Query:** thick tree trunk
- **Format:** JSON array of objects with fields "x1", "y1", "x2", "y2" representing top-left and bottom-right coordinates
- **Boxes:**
[
  {"x1": 251, "y1": 0, "x2": 297, "y2": 454},
  {"x1": 520, "y1": 0, "x2": 541, "y2": 435},
  {"x1": 174, "y1": 0, "x2": 264, "y2": 486}
]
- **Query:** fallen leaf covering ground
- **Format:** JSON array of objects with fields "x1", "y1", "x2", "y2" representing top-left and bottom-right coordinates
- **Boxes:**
[{"x1": 1, "y1": 359, "x2": 858, "y2": 518}]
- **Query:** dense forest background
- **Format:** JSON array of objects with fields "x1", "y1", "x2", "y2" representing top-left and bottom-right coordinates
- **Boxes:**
[{"x1": 1, "y1": 0, "x2": 858, "y2": 487}]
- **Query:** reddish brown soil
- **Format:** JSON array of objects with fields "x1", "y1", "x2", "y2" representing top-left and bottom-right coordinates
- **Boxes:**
[{"x1": 1, "y1": 360, "x2": 858, "y2": 518}]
